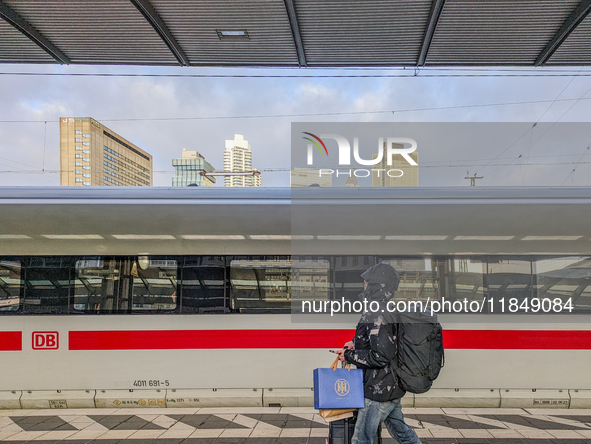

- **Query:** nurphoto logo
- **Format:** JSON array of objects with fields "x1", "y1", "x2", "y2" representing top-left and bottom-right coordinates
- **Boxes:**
[{"x1": 302, "y1": 132, "x2": 418, "y2": 178}]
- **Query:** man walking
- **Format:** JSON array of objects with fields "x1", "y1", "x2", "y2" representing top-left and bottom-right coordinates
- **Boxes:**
[{"x1": 335, "y1": 263, "x2": 422, "y2": 444}]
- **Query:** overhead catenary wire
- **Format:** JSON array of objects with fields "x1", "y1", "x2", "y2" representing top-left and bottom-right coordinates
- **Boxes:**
[
  {"x1": 520, "y1": 69, "x2": 584, "y2": 183},
  {"x1": 482, "y1": 83, "x2": 591, "y2": 180},
  {"x1": 1, "y1": 97, "x2": 591, "y2": 124},
  {"x1": 475, "y1": 70, "x2": 586, "y2": 177},
  {"x1": 4, "y1": 160, "x2": 591, "y2": 175},
  {"x1": 561, "y1": 144, "x2": 591, "y2": 185},
  {"x1": 562, "y1": 169, "x2": 577, "y2": 185},
  {"x1": 521, "y1": 124, "x2": 535, "y2": 185},
  {"x1": 2, "y1": 153, "x2": 585, "y2": 175},
  {"x1": 0, "y1": 156, "x2": 39, "y2": 169}
]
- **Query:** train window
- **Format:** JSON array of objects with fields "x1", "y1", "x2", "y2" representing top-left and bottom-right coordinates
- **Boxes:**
[
  {"x1": 291, "y1": 257, "x2": 331, "y2": 305},
  {"x1": 533, "y1": 256, "x2": 591, "y2": 313},
  {"x1": 181, "y1": 257, "x2": 226, "y2": 313},
  {"x1": 487, "y1": 259, "x2": 532, "y2": 311},
  {"x1": 230, "y1": 257, "x2": 293, "y2": 313},
  {"x1": 380, "y1": 258, "x2": 440, "y2": 304},
  {"x1": 6, "y1": 254, "x2": 591, "y2": 316},
  {"x1": 74, "y1": 258, "x2": 130, "y2": 313},
  {"x1": 438, "y1": 258, "x2": 486, "y2": 305},
  {"x1": 0, "y1": 260, "x2": 22, "y2": 312},
  {"x1": 23, "y1": 257, "x2": 71, "y2": 314},
  {"x1": 132, "y1": 257, "x2": 178, "y2": 312},
  {"x1": 334, "y1": 256, "x2": 374, "y2": 302},
  {"x1": 73, "y1": 257, "x2": 178, "y2": 314}
]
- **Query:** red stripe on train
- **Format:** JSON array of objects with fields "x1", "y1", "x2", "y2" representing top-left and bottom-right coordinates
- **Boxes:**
[
  {"x1": 444, "y1": 330, "x2": 591, "y2": 350},
  {"x1": 69, "y1": 329, "x2": 355, "y2": 350},
  {"x1": 69, "y1": 329, "x2": 591, "y2": 351},
  {"x1": 0, "y1": 331, "x2": 22, "y2": 351}
]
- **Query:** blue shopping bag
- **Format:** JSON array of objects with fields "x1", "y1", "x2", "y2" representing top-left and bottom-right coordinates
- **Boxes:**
[{"x1": 313, "y1": 358, "x2": 365, "y2": 409}]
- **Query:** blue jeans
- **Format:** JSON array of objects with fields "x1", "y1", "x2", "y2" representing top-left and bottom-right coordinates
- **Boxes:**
[{"x1": 352, "y1": 397, "x2": 422, "y2": 444}]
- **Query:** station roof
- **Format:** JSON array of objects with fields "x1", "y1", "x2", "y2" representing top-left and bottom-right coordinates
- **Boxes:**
[{"x1": 1, "y1": 0, "x2": 591, "y2": 68}]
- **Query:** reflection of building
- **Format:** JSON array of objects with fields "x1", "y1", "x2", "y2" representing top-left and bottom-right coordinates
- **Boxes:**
[
  {"x1": 60, "y1": 117, "x2": 152, "y2": 186},
  {"x1": 371, "y1": 143, "x2": 418, "y2": 187},
  {"x1": 344, "y1": 176, "x2": 359, "y2": 187},
  {"x1": 291, "y1": 259, "x2": 330, "y2": 300},
  {"x1": 223, "y1": 134, "x2": 261, "y2": 187},
  {"x1": 172, "y1": 149, "x2": 216, "y2": 187},
  {"x1": 290, "y1": 168, "x2": 332, "y2": 187}
]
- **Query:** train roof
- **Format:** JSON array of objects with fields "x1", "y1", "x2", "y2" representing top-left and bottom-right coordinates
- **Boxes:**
[
  {"x1": 0, "y1": 186, "x2": 590, "y2": 256},
  {"x1": 1, "y1": 186, "x2": 591, "y2": 202}
]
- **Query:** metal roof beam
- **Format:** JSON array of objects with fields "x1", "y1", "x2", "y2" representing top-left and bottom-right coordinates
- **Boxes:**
[
  {"x1": 535, "y1": 0, "x2": 591, "y2": 66},
  {"x1": 0, "y1": 0, "x2": 70, "y2": 64},
  {"x1": 417, "y1": 0, "x2": 446, "y2": 66},
  {"x1": 283, "y1": 0, "x2": 307, "y2": 67},
  {"x1": 130, "y1": 0, "x2": 190, "y2": 66}
]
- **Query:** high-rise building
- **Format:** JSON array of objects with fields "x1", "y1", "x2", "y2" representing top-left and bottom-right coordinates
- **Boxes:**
[
  {"x1": 172, "y1": 149, "x2": 216, "y2": 187},
  {"x1": 223, "y1": 134, "x2": 261, "y2": 187},
  {"x1": 344, "y1": 176, "x2": 360, "y2": 187},
  {"x1": 290, "y1": 168, "x2": 332, "y2": 187},
  {"x1": 371, "y1": 143, "x2": 419, "y2": 187},
  {"x1": 60, "y1": 117, "x2": 152, "y2": 187}
]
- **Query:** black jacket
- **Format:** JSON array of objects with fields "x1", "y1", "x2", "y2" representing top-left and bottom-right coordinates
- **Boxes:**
[{"x1": 344, "y1": 305, "x2": 406, "y2": 402}]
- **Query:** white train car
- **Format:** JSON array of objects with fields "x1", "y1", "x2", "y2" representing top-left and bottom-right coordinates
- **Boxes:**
[{"x1": 0, "y1": 186, "x2": 590, "y2": 409}]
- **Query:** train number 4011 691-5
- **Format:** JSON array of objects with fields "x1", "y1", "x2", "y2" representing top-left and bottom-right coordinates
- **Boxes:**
[{"x1": 133, "y1": 379, "x2": 170, "y2": 387}]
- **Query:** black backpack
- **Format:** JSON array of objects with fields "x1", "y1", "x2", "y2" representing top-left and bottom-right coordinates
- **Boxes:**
[{"x1": 394, "y1": 309, "x2": 444, "y2": 394}]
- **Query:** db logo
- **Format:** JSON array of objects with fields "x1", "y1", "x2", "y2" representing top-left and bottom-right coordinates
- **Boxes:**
[{"x1": 32, "y1": 332, "x2": 59, "y2": 350}]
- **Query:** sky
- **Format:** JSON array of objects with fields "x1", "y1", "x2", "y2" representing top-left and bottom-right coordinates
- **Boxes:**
[{"x1": 1, "y1": 64, "x2": 591, "y2": 188}]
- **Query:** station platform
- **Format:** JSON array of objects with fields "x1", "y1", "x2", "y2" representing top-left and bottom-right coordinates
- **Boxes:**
[{"x1": 1, "y1": 406, "x2": 591, "y2": 443}]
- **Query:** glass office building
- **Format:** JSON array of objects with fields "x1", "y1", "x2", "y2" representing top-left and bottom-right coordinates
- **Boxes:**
[{"x1": 172, "y1": 149, "x2": 216, "y2": 187}]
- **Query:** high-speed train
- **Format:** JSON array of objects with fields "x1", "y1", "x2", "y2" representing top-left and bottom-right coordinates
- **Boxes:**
[{"x1": 1, "y1": 186, "x2": 591, "y2": 409}]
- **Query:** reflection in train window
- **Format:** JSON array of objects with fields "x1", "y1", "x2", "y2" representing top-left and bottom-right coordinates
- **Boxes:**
[
  {"x1": 533, "y1": 256, "x2": 591, "y2": 312},
  {"x1": 487, "y1": 259, "x2": 532, "y2": 312},
  {"x1": 0, "y1": 260, "x2": 22, "y2": 312},
  {"x1": 133, "y1": 257, "x2": 177, "y2": 312},
  {"x1": 334, "y1": 256, "x2": 374, "y2": 302},
  {"x1": 230, "y1": 257, "x2": 295, "y2": 313},
  {"x1": 3, "y1": 254, "x2": 591, "y2": 316},
  {"x1": 442, "y1": 258, "x2": 486, "y2": 303},
  {"x1": 24, "y1": 257, "x2": 71, "y2": 314},
  {"x1": 381, "y1": 258, "x2": 440, "y2": 303},
  {"x1": 181, "y1": 256, "x2": 226, "y2": 313},
  {"x1": 73, "y1": 257, "x2": 178, "y2": 313},
  {"x1": 291, "y1": 257, "x2": 330, "y2": 303}
]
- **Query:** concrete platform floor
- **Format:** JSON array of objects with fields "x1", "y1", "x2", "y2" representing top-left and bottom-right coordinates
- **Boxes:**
[{"x1": 0, "y1": 407, "x2": 591, "y2": 443}]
